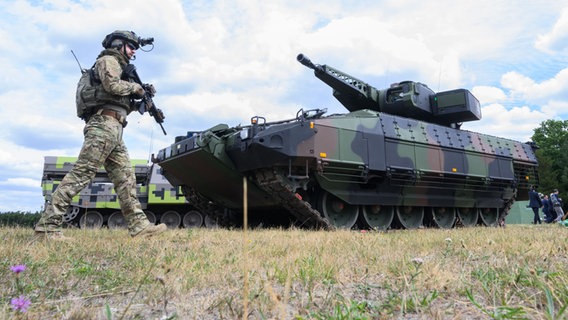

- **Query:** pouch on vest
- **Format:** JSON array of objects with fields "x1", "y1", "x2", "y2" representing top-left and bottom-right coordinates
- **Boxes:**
[{"x1": 75, "y1": 68, "x2": 100, "y2": 120}]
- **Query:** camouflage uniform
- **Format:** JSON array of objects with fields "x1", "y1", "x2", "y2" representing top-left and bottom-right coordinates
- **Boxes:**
[{"x1": 36, "y1": 45, "x2": 159, "y2": 237}]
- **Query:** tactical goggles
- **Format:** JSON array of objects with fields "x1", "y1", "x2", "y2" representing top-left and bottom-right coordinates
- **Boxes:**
[{"x1": 126, "y1": 42, "x2": 137, "y2": 50}]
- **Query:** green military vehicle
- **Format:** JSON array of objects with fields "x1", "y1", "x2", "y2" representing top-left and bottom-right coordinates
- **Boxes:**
[
  {"x1": 154, "y1": 54, "x2": 539, "y2": 230},
  {"x1": 41, "y1": 156, "x2": 215, "y2": 229}
]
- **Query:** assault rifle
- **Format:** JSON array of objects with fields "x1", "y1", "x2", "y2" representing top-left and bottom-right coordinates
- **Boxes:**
[{"x1": 123, "y1": 64, "x2": 167, "y2": 135}]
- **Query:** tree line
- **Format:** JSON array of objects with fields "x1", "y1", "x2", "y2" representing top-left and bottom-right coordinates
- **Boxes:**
[
  {"x1": 0, "y1": 211, "x2": 41, "y2": 227},
  {"x1": 531, "y1": 119, "x2": 568, "y2": 201}
]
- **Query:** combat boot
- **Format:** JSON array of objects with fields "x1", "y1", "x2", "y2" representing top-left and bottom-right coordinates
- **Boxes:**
[{"x1": 132, "y1": 223, "x2": 167, "y2": 238}]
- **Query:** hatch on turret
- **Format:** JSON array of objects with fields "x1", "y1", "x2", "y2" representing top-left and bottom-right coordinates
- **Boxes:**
[
  {"x1": 378, "y1": 82, "x2": 481, "y2": 127},
  {"x1": 381, "y1": 81, "x2": 435, "y2": 120}
]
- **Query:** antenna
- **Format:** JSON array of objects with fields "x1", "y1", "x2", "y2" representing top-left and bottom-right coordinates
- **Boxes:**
[
  {"x1": 437, "y1": 57, "x2": 444, "y2": 92},
  {"x1": 70, "y1": 50, "x2": 85, "y2": 72}
]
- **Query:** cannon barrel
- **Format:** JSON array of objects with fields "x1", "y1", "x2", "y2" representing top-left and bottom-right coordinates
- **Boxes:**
[{"x1": 296, "y1": 53, "x2": 319, "y2": 70}]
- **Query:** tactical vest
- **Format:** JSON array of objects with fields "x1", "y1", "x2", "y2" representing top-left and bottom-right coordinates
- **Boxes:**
[{"x1": 75, "y1": 51, "x2": 131, "y2": 120}]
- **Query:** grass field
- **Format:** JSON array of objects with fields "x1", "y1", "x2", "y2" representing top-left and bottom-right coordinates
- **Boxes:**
[{"x1": 1, "y1": 224, "x2": 567, "y2": 319}]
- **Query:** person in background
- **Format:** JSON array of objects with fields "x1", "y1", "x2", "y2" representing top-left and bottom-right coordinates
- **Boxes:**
[
  {"x1": 541, "y1": 194, "x2": 555, "y2": 223},
  {"x1": 528, "y1": 185, "x2": 542, "y2": 224},
  {"x1": 550, "y1": 189, "x2": 564, "y2": 222}
]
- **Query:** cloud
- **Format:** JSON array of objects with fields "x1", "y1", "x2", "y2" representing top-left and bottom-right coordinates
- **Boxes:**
[
  {"x1": 535, "y1": 7, "x2": 568, "y2": 54},
  {"x1": 0, "y1": 178, "x2": 40, "y2": 189},
  {"x1": 540, "y1": 100, "x2": 568, "y2": 118},
  {"x1": 462, "y1": 103, "x2": 548, "y2": 142},
  {"x1": 501, "y1": 68, "x2": 568, "y2": 105},
  {"x1": 471, "y1": 86, "x2": 507, "y2": 104}
]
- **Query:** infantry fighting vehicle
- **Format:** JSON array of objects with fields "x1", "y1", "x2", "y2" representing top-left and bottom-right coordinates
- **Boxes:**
[
  {"x1": 154, "y1": 54, "x2": 539, "y2": 230},
  {"x1": 41, "y1": 156, "x2": 215, "y2": 229}
]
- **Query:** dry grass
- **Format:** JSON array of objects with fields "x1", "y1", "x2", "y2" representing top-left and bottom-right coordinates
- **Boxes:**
[{"x1": 1, "y1": 224, "x2": 567, "y2": 319}]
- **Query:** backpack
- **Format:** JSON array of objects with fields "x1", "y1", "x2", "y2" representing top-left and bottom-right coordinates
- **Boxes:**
[{"x1": 75, "y1": 67, "x2": 100, "y2": 121}]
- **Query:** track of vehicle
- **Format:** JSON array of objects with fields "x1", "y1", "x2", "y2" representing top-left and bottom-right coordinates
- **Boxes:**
[{"x1": 254, "y1": 168, "x2": 334, "y2": 230}]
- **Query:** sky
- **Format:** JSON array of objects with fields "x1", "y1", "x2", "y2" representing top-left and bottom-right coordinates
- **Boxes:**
[{"x1": 1, "y1": 0, "x2": 568, "y2": 212}]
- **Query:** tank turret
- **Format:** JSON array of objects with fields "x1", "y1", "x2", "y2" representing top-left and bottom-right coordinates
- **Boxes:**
[{"x1": 297, "y1": 53, "x2": 481, "y2": 128}]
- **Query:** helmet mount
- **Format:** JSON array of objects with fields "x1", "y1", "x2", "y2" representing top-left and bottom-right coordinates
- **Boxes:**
[{"x1": 102, "y1": 30, "x2": 154, "y2": 52}]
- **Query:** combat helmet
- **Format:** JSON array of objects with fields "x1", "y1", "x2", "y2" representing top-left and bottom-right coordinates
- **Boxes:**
[{"x1": 102, "y1": 30, "x2": 140, "y2": 49}]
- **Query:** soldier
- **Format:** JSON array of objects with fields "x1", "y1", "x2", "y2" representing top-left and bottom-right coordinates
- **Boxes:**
[{"x1": 34, "y1": 30, "x2": 167, "y2": 239}]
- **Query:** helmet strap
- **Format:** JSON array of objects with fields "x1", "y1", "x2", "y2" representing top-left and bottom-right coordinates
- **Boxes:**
[{"x1": 122, "y1": 40, "x2": 136, "y2": 61}]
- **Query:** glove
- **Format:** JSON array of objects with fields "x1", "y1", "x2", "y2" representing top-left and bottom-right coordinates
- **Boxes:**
[
  {"x1": 151, "y1": 108, "x2": 165, "y2": 122},
  {"x1": 143, "y1": 83, "x2": 156, "y2": 96},
  {"x1": 132, "y1": 85, "x2": 145, "y2": 99}
]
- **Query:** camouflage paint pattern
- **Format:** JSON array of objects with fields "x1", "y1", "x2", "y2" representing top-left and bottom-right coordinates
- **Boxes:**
[
  {"x1": 42, "y1": 156, "x2": 190, "y2": 222},
  {"x1": 36, "y1": 114, "x2": 150, "y2": 235},
  {"x1": 156, "y1": 107, "x2": 537, "y2": 216},
  {"x1": 95, "y1": 53, "x2": 140, "y2": 97},
  {"x1": 147, "y1": 164, "x2": 186, "y2": 204}
]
